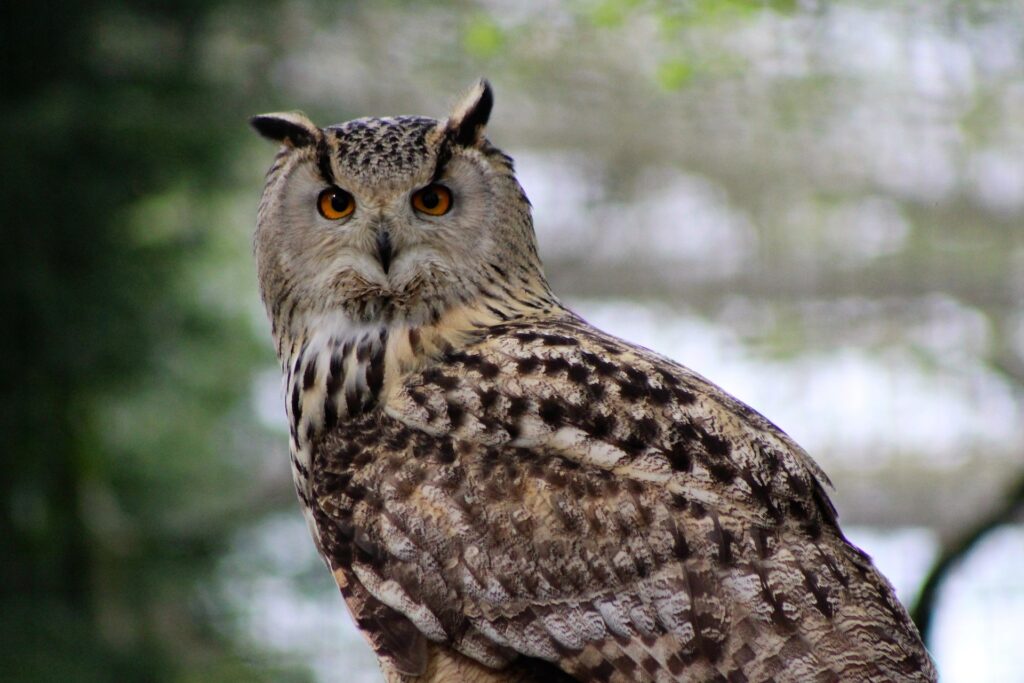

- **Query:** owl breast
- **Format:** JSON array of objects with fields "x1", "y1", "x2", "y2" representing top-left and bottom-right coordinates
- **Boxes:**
[{"x1": 283, "y1": 317, "x2": 389, "y2": 524}]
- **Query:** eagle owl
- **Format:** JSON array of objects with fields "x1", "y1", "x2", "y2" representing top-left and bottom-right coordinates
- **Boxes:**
[{"x1": 250, "y1": 81, "x2": 937, "y2": 682}]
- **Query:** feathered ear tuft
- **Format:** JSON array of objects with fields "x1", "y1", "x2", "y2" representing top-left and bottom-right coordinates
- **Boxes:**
[
  {"x1": 249, "y1": 112, "x2": 319, "y2": 148},
  {"x1": 447, "y1": 79, "x2": 493, "y2": 147}
]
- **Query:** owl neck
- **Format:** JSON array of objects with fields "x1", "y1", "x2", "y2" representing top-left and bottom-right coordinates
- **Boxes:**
[{"x1": 280, "y1": 274, "x2": 563, "y2": 472}]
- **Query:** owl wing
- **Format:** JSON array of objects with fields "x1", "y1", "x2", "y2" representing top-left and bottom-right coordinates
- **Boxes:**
[{"x1": 311, "y1": 314, "x2": 936, "y2": 682}]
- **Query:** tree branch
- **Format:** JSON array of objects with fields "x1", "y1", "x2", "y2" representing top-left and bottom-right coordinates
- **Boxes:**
[{"x1": 911, "y1": 470, "x2": 1024, "y2": 643}]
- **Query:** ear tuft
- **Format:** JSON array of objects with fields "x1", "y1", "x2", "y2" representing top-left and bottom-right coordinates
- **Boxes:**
[
  {"x1": 447, "y1": 79, "x2": 493, "y2": 147},
  {"x1": 249, "y1": 112, "x2": 319, "y2": 148}
]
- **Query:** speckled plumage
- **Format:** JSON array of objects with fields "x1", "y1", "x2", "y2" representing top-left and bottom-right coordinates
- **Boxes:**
[{"x1": 251, "y1": 81, "x2": 937, "y2": 682}]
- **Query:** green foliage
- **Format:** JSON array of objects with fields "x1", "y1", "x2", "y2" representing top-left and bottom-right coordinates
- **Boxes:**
[
  {"x1": 655, "y1": 59, "x2": 696, "y2": 90},
  {"x1": 463, "y1": 16, "x2": 507, "y2": 59},
  {"x1": 582, "y1": 0, "x2": 644, "y2": 27},
  {"x1": 0, "y1": 0, "x2": 307, "y2": 680}
]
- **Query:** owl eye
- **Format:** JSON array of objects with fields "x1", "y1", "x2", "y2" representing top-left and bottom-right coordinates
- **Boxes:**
[
  {"x1": 317, "y1": 187, "x2": 355, "y2": 220},
  {"x1": 411, "y1": 184, "x2": 452, "y2": 216}
]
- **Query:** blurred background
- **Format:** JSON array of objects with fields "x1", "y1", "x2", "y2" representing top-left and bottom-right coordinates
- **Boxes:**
[{"x1": 3, "y1": 0, "x2": 1022, "y2": 681}]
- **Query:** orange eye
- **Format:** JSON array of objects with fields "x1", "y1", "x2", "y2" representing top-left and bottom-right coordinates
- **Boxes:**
[
  {"x1": 317, "y1": 187, "x2": 355, "y2": 220},
  {"x1": 411, "y1": 184, "x2": 452, "y2": 216}
]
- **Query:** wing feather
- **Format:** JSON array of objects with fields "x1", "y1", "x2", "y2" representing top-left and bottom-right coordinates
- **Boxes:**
[{"x1": 311, "y1": 315, "x2": 936, "y2": 682}]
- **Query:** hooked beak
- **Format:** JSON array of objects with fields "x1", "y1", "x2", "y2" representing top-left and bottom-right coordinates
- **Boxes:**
[{"x1": 376, "y1": 229, "x2": 393, "y2": 275}]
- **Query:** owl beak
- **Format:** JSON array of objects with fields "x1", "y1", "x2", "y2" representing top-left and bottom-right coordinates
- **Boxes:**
[{"x1": 376, "y1": 229, "x2": 393, "y2": 275}]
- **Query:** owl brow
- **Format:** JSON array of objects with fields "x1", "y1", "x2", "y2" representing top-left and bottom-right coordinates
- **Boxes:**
[
  {"x1": 430, "y1": 134, "x2": 454, "y2": 183},
  {"x1": 316, "y1": 136, "x2": 336, "y2": 185}
]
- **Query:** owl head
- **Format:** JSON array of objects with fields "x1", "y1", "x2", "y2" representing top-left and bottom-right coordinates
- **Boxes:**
[{"x1": 251, "y1": 80, "x2": 548, "y2": 347}]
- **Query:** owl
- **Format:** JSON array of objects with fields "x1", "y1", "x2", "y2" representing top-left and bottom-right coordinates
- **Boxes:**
[{"x1": 250, "y1": 81, "x2": 937, "y2": 682}]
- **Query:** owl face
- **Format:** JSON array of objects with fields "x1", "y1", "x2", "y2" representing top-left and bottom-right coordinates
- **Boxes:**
[{"x1": 252, "y1": 81, "x2": 536, "y2": 334}]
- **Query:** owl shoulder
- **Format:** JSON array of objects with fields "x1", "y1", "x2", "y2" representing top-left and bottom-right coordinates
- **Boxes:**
[{"x1": 384, "y1": 314, "x2": 836, "y2": 534}]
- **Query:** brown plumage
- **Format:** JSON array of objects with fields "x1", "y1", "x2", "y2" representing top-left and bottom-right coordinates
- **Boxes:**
[{"x1": 251, "y1": 81, "x2": 937, "y2": 682}]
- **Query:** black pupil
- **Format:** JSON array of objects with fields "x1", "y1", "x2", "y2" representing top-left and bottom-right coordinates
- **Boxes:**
[
  {"x1": 419, "y1": 189, "x2": 439, "y2": 209},
  {"x1": 330, "y1": 191, "x2": 350, "y2": 213}
]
